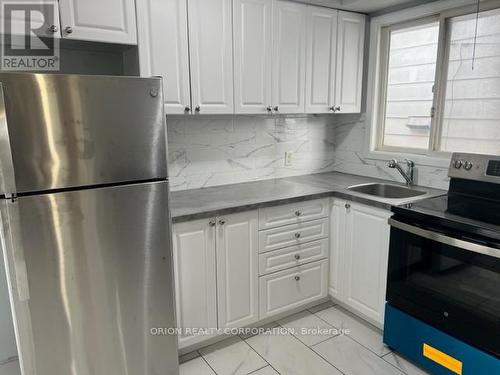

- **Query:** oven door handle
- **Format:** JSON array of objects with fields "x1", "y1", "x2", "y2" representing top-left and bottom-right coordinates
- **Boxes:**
[{"x1": 388, "y1": 218, "x2": 500, "y2": 259}]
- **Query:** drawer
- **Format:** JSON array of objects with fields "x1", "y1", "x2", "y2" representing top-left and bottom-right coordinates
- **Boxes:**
[
  {"x1": 259, "y1": 238, "x2": 328, "y2": 276},
  {"x1": 258, "y1": 218, "x2": 328, "y2": 253},
  {"x1": 258, "y1": 199, "x2": 328, "y2": 230},
  {"x1": 259, "y1": 259, "x2": 328, "y2": 319}
]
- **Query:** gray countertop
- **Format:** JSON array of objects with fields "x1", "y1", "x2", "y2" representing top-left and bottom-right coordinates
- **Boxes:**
[{"x1": 170, "y1": 172, "x2": 446, "y2": 223}]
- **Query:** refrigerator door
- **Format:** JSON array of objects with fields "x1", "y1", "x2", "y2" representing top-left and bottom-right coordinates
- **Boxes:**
[
  {"x1": 0, "y1": 181, "x2": 178, "y2": 375},
  {"x1": 0, "y1": 73, "x2": 167, "y2": 196}
]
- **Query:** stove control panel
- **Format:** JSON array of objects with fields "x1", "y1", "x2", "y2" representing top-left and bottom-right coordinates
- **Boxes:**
[
  {"x1": 486, "y1": 160, "x2": 500, "y2": 177},
  {"x1": 449, "y1": 153, "x2": 500, "y2": 183}
]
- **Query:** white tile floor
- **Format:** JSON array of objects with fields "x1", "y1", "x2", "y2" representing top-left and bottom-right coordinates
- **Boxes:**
[
  {"x1": 0, "y1": 303, "x2": 431, "y2": 375},
  {"x1": 181, "y1": 302, "x2": 432, "y2": 375}
]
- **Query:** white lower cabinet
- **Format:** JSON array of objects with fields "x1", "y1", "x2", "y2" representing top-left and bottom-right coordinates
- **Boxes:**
[
  {"x1": 259, "y1": 238, "x2": 328, "y2": 275},
  {"x1": 172, "y1": 218, "x2": 218, "y2": 349},
  {"x1": 216, "y1": 211, "x2": 259, "y2": 329},
  {"x1": 172, "y1": 210, "x2": 259, "y2": 349},
  {"x1": 172, "y1": 199, "x2": 334, "y2": 350},
  {"x1": 329, "y1": 199, "x2": 392, "y2": 326},
  {"x1": 259, "y1": 218, "x2": 329, "y2": 253},
  {"x1": 259, "y1": 259, "x2": 328, "y2": 319}
]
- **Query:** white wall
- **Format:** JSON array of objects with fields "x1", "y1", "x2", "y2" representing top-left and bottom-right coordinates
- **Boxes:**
[{"x1": 0, "y1": 250, "x2": 17, "y2": 362}]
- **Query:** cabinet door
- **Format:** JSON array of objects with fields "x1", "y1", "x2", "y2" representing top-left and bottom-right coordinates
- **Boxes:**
[
  {"x1": 137, "y1": 0, "x2": 191, "y2": 114},
  {"x1": 343, "y1": 203, "x2": 391, "y2": 325},
  {"x1": 188, "y1": 0, "x2": 234, "y2": 114},
  {"x1": 329, "y1": 199, "x2": 345, "y2": 300},
  {"x1": 305, "y1": 6, "x2": 338, "y2": 114},
  {"x1": 58, "y1": 0, "x2": 137, "y2": 44},
  {"x1": 334, "y1": 11, "x2": 365, "y2": 113},
  {"x1": 2, "y1": 0, "x2": 61, "y2": 40},
  {"x1": 172, "y1": 219, "x2": 217, "y2": 349},
  {"x1": 272, "y1": 0, "x2": 307, "y2": 114},
  {"x1": 233, "y1": 0, "x2": 272, "y2": 114},
  {"x1": 216, "y1": 211, "x2": 259, "y2": 329},
  {"x1": 259, "y1": 260, "x2": 328, "y2": 319}
]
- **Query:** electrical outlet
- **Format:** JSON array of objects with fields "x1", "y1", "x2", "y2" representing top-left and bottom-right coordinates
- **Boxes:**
[{"x1": 285, "y1": 152, "x2": 293, "y2": 166}]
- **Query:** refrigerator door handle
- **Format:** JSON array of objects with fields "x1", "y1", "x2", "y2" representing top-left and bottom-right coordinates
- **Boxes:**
[
  {"x1": 3, "y1": 203, "x2": 30, "y2": 301},
  {"x1": 0, "y1": 83, "x2": 17, "y2": 198}
]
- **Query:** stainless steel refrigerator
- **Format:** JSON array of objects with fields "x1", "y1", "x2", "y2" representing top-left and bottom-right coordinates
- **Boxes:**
[{"x1": 0, "y1": 73, "x2": 179, "y2": 375}]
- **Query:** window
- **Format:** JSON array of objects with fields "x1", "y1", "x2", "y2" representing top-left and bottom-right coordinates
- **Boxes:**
[{"x1": 377, "y1": 6, "x2": 500, "y2": 156}]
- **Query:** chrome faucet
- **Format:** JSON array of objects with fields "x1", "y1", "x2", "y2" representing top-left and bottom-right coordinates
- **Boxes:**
[{"x1": 388, "y1": 159, "x2": 415, "y2": 186}]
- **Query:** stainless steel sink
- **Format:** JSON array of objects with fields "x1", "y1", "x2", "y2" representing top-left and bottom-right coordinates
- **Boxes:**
[{"x1": 347, "y1": 183, "x2": 427, "y2": 199}]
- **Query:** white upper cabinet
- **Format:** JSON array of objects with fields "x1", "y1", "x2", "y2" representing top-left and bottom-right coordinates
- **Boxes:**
[
  {"x1": 216, "y1": 211, "x2": 259, "y2": 329},
  {"x1": 233, "y1": 0, "x2": 273, "y2": 114},
  {"x1": 137, "y1": 0, "x2": 191, "y2": 114},
  {"x1": 305, "y1": 7, "x2": 338, "y2": 114},
  {"x1": 2, "y1": 0, "x2": 61, "y2": 39},
  {"x1": 334, "y1": 11, "x2": 365, "y2": 113},
  {"x1": 188, "y1": 0, "x2": 234, "y2": 114},
  {"x1": 272, "y1": 0, "x2": 307, "y2": 114},
  {"x1": 172, "y1": 219, "x2": 218, "y2": 349},
  {"x1": 58, "y1": 0, "x2": 137, "y2": 44},
  {"x1": 135, "y1": 1, "x2": 365, "y2": 115}
]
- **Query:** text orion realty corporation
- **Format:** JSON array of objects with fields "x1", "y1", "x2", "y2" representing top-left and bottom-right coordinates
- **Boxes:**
[{"x1": 1, "y1": 1, "x2": 60, "y2": 71}]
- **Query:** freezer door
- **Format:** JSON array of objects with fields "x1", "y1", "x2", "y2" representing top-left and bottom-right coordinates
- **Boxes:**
[
  {"x1": 0, "y1": 73, "x2": 167, "y2": 195},
  {"x1": 0, "y1": 181, "x2": 178, "y2": 375}
]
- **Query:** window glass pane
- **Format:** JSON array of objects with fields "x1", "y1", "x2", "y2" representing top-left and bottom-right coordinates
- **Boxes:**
[
  {"x1": 440, "y1": 8, "x2": 500, "y2": 154},
  {"x1": 381, "y1": 22, "x2": 440, "y2": 150}
]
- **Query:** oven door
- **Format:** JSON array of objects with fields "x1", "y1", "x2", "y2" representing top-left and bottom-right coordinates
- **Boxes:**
[{"x1": 386, "y1": 218, "x2": 500, "y2": 358}]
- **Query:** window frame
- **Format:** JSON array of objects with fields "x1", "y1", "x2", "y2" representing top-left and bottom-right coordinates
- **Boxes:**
[
  {"x1": 376, "y1": 16, "x2": 442, "y2": 155},
  {"x1": 370, "y1": 0, "x2": 500, "y2": 160}
]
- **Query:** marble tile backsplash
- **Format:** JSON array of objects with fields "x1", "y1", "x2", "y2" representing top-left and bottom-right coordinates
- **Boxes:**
[
  {"x1": 167, "y1": 115, "x2": 337, "y2": 191},
  {"x1": 166, "y1": 113, "x2": 451, "y2": 192},
  {"x1": 331, "y1": 114, "x2": 451, "y2": 190}
]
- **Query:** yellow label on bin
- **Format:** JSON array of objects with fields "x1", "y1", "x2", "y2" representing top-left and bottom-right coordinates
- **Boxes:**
[{"x1": 423, "y1": 343, "x2": 463, "y2": 375}]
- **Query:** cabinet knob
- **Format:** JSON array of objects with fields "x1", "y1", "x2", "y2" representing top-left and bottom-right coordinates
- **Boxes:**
[
  {"x1": 48, "y1": 25, "x2": 58, "y2": 33},
  {"x1": 294, "y1": 275, "x2": 301, "y2": 281},
  {"x1": 295, "y1": 211, "x2": 302, "y2": 217},
  {"x1": 294, "y1": 254, "x2": 301, "y2": 260},
  {"x1": 294, "y1": 232, "x2": 301, "y2": 239},
  {"x1": 329, "y1": 106, "x2": 336, "y2": 112},
  {"x1": 335, "y1": 105, "x2": 341, "y2": 112},
  {"x1": 273, "y1": 106, "x2": 279, "y2": 112},
  {"x1": 195, "y1": 106, "x2": 201, "y2": 112},
  {"x1": 345, "y1": 203, "x2": 351, "y2": 209},
  {"x1": 218, "y1": 218, "x2": 226, "y2": 226},
  {"x1": 64, "y1": 26, "x2": 73, "y2": 34},
  {"x1": 184, "y1": 106, "x2": 191, "y2": 112},
  {"x1": 208, "y1": 219, "x2": 216, "y2": 227},
  {"x1": 266, "y1": 106, "x2": 273, "y2": 113}
]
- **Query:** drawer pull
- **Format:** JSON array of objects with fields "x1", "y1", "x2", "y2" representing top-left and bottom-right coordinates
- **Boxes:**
[
  {"x1": 294, "y1": 254, "x2": 301, "y2": 260},
  {"x1": 294, "y1": 232, "x2": 301, "y2": 239},
  {"x1": 295, "y1": 210, "x2": 302, "y2": 217},
  {"x1": 294, "y1": 275, "x2": 300, "y2": 281}
]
